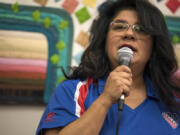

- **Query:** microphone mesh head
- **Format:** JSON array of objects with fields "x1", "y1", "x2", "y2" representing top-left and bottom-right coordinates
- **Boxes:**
[{"x1": 117, "y1": 47, "x2": 133, "y2": 66}]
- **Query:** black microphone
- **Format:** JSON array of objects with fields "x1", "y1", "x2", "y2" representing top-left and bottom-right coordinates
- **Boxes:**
[{"x1": 117, "y1": 46, "x2": 133, "y2": 111}]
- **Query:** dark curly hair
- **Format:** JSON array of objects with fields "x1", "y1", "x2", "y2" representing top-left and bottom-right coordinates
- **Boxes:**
[{"x1": 64, "y1": 0, "x2": 180, "y2": 112}]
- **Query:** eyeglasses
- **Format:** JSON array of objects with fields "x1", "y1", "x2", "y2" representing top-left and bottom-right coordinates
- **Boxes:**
[{"x1": 110, "y1": 20, "x2": 148, "y2": 36}]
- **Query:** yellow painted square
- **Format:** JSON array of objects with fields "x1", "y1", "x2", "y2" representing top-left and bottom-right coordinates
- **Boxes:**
[{"x1": 82, "y1": 0, "x2": 96, "y2": 8}]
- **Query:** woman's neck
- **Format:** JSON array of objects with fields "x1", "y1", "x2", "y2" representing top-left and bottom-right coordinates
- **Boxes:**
[
  {"x1": 125, "y1": 74, "x2": 147, "y2": 109},
  {"x1": 131, "y1": 73, "x2": 145, "y2": 90}
]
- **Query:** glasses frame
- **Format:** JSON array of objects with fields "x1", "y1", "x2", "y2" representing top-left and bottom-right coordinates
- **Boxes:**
[{"x1": 109, "y1": 20, "x2": 147, "y2": 35}]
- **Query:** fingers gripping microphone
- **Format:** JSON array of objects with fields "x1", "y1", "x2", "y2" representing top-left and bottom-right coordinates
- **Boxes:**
[{"x1": 117, "y1": 47, "x2": 133, "y2": 111}]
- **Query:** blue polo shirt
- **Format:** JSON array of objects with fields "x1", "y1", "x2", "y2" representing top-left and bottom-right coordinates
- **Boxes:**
[{"x1": 36, "y1": 76, "x2": 180, "y2": 135}]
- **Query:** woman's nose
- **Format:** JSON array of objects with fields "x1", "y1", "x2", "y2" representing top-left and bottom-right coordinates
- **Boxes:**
[{"x1": 121, "y1": 32, "x2": 136, "y2": 41}]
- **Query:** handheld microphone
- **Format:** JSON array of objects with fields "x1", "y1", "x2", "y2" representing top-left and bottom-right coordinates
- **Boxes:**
[{"x1": 117, "y1": 47, "x2": 133, "y2": 110}]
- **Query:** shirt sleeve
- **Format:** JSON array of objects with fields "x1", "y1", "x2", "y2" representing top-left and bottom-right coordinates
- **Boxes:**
[{"x1": 36, "y1": 80, "x2": 79, "y2": 135}]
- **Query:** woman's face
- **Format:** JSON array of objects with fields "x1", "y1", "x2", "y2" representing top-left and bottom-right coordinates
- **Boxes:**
[{"x1": 106, "y1": 9, "x2": 152, "y2": 75}]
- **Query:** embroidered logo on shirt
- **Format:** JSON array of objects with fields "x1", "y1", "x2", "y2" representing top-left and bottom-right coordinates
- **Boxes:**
[
  {"x1": 162, "y1": 112, "x2": 179, "y2": 129},
  {"x1": 44, "y1": 112, "x2": 56, "y2": 122}
]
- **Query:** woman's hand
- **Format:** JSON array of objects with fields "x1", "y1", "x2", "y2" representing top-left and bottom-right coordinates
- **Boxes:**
[{"x1": 102, "y1": 65, "x2": 132, "y2": 104}]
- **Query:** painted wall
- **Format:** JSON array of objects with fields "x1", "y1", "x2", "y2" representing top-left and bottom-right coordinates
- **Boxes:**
[{"x1": 0, "y1": 0, "x2": 179, "y2": 135}]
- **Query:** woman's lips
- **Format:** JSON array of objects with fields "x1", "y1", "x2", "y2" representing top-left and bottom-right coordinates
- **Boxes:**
[{"x1": 119, "y1": 44, "x2": 137, "y2": 52}]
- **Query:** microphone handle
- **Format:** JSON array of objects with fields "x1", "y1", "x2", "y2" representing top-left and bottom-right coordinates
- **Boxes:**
[
  {"x1": 117, "y1": 60, "x2": 129, "y2": 111},
  {"x1": 118, "y1": 58, "x2": 131, "y2": 110},
  {"x1": 118, "y1": 94, "x2": 125, "y2": 111}
]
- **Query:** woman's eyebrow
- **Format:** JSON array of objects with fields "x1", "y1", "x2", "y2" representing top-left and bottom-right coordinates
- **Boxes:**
[
  {"x1": 113, "y1": 19, "x2": 140, "y2": 25},
  {"x1": 113, "y1": 19, "x2": 127, "y2": 23}
]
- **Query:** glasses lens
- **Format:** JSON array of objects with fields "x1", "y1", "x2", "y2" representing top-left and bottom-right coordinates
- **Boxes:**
[
  {"x1": 133, "y1": 25, "x2": 146, "y2": 34},
  {"x1": 111, "y1": 22, "x2": 127, "y2": 31}
]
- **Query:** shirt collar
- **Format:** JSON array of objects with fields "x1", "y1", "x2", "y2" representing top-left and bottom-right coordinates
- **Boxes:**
[
  {"x1": 98, "y1": 74, "x2": 160, "y2": 101},
  {"x1": 98, "y1": 75, "x2": 108, "y2": 94},
  {"x1": 144, "y1": 75, "x2": 159, "y2": 100}
]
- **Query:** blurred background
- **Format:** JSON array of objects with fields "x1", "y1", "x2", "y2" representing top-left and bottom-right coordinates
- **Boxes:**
[{"x1": 0, "y1": 0, "x2": 179, "y2": 135}]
